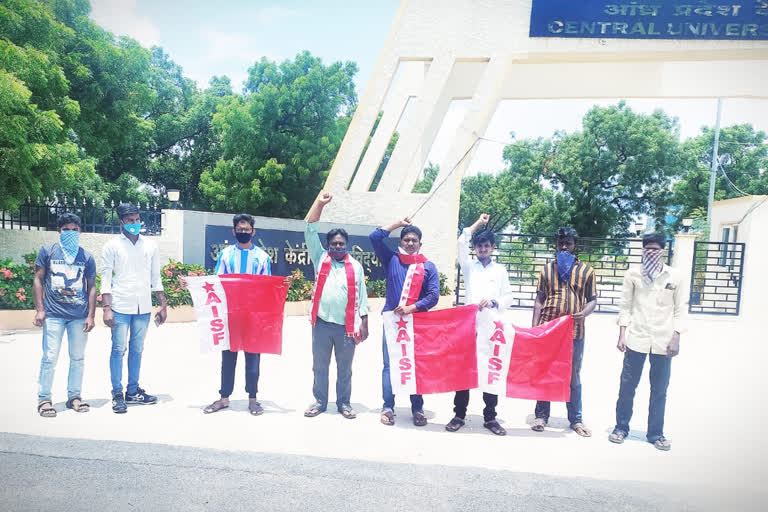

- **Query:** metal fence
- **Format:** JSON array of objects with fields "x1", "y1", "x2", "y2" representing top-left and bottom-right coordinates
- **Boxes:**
[
  {"x1": 0, "y1": 199, "x2": 162, "y2": 235},
  {"x1": 456, "y1": 234, "x2": 674, "y2": 314},
  {"x1": 689, "y1": 241, "x2": 745, "y2": 316}
]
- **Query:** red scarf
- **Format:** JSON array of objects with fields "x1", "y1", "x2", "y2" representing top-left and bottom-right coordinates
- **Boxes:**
[
  {"x1": 310, "y1": 253, "x2": 359, "y2": 337},
  {"x1": 398, "y1": 251, "x2": 427, "y2": 307}
]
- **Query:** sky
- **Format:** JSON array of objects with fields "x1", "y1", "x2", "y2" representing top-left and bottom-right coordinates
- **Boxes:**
[{"x1": 89, "y1": 0, "x2": 768, "y2": 176}]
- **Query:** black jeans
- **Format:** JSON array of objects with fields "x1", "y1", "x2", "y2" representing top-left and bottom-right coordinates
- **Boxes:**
[
  {"x1": 453, "y1": 390, "x2": 498, "y2": 422},
  {"x1": 614, "y1": 347, "x2": 672, "y2": 442},
  {"x1": 535, "y1": 337, "x2": 584, "y2": 425},
  {"x1": 219, "y1": 350, "x2": 260, "y2": 399}
]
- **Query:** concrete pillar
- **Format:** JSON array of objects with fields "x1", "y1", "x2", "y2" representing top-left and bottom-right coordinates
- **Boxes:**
[{"x1": 672, "y1": 234, "x2": 696, "y2": 298}]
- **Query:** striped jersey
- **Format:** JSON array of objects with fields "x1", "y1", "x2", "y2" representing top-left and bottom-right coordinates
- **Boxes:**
[
  {"x1": 215, "y1": 244, "x2": 272, "y2": 276},
  {"x1": 536, "y1": 260, "x2": 596, "y2": 340}
]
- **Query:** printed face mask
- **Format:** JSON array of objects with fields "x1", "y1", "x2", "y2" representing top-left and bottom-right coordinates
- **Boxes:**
[
  {"x1": 556, "y1": 250, "x2": 576, "y2": 283},
  {"x1": 235, "y1": 232, "x2": 253, "y2": 243},
  {"x1": 59, "y1": 230, "x2": 80, "y2": 264},
  {"x1": 123, "y1": 222, "x2": 142, "y2": 236}
]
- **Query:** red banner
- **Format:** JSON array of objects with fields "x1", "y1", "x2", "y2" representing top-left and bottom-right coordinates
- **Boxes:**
[{"x1": 187, "y1": 275, "x2": 288, "y2": 354}]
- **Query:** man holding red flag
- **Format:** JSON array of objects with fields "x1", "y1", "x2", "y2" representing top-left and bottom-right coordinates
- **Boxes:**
[
  {"x1": 531, "y1": 228, "x2": 597, "y2": 437},
  {"x1": 303, "y1": 193, "x2": 369, "y2": 419},
  {"x1": 200, "y1": 214, "x2": 272, "y2": 416},
  {"x1": 370, "y1": 217, "x2": 440, "y2": 427},
  {"x1": 446, "y1": 213, "x2": 513, "y2": 436}
]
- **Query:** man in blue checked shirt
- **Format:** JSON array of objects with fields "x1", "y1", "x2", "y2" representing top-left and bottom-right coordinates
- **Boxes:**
[{"x1": 203, "y1": 213, "x2": 272, "y2": 416}]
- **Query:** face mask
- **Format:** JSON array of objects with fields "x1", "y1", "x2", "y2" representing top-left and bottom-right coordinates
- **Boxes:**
[
  {"x1": 556, "y1": 250, "x2": 576, "y2": 282},
  {"x1": 235, "y1": 232, "x2": 253, "y2": 244},
  {"x1": 59, "y1": 230, "x2": 80, "y2": 264},
  {"x1": 123, "y1": 222, "x2": 142, "y2": 236},
  {"x1": 328, "y1": 248, "x2": 348, "y2": 257}
]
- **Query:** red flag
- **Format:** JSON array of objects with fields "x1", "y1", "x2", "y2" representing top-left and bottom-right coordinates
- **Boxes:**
[
  {"x1": 383, "y1": 305, "x2": 478, "y2": 395},
  {"x1": 505, "y1": 316, "x2": 574, "y2": 402},
  {"x1": 187, "y1": 275, "x2": 288, "y2": 354}
]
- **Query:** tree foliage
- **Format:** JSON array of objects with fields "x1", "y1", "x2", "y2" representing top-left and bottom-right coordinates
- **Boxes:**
[
  {"x1": 412, "y1": 161, "x2": 439, "y2": 193},
  {"x1": 460, "y1": 102, "x2": 687, "y2": 238},
  {"x1": 199, "y1": 52, "x2": 357, "y2": 217}
]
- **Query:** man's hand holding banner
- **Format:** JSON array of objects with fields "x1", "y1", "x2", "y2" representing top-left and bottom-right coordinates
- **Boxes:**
[
  {"x1": 187, "y1": 275, "x2": 289, "y2": 354},
  {"x1": 384, "y1": 306, "x2": 573, "y2": 401}
]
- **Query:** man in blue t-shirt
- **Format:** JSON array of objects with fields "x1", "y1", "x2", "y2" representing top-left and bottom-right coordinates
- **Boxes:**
[{"x1": 33, "y1": 213, "x2": 97, "y2": 417}]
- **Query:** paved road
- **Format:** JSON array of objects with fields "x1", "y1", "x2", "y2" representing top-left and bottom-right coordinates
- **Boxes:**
[{"x1": 0, "y1": 432, "x2": 714, "y2": 512}]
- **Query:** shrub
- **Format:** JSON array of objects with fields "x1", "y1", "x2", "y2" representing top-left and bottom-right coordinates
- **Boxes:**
[
  {"x1": 151, "y1": 260, "x2": 207, "y2": 308},
  {"x1": 0, "y1": 253, "x2": 36, "y2": 310},
  {"x1": 286, "y1": 269, "x2": 314, "y2": 302}
]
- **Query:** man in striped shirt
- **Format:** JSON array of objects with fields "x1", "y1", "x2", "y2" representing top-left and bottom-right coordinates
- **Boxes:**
[
  {"x1": 204, "y1": 214, "x2": 272, "y2": 416},
  {"x1": 531, "y1": 228, "x2": 597, "y2": 437}
]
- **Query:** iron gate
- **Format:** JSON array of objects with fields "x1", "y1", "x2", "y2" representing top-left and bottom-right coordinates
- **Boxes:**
[
  {"x1": 456, "y1": 234, "x2": 674, "y2": 314},
  {"x1": 689, "y1": 241, "x2": 745, "y2": 315}
]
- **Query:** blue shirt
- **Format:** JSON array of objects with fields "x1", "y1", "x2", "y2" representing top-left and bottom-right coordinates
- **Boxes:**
[
  {"x1": 215, "y1": 244, "x2": 272, "y2": 276},
  {"x1": 369, "y1": 228, "x2": 440, "y2": 313},
  {"x1": 35, "y1": 243, "x2": 96, "y2": 319}
]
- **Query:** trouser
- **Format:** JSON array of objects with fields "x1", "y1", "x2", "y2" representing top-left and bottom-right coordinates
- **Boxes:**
[
  {"x1": 614, "y1": 347, "x2": 672, "y2": 442},
  {"x1": 381, "y1": 332, "x2": 423, "y2": 413},
  {"x1": 453, "y1": 390, "x2": 498, "y2": 422},
  {"x1": 535, "y1": 337, "x2": 584, "y2": 425},
  {"x1": 219, "y1": 350, "x2": 260, "y2": 399},
  {"x1": 311, "y1": 318, "x2": 356, "y2": 411},
  {"x1": 38, "y1": 317, "x2": 88, "y2": 402},
  {"x1": 110, "y1": 312, "x2": 150, "y2": 395}
]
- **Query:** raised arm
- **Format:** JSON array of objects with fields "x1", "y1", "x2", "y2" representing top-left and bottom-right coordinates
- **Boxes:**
[
  {"x1": 458, "y1": 214, "x2": 490, "y2": 272},
  {"x1": 305, "y1": 193, "x2": 332, "y2": 267},
  {"x1": 306, "y1": 192, "x2": 332, "y2": 224},
  {"x1": 369, "y1": 217, "x2": 412, "y2": 266}
]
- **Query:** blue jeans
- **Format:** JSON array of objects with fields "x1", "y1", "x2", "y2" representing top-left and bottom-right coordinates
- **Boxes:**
[
  {"x1": 614, "y1": 347, "x2": 672, "y2": 442},
  {"x1": 38, "y1": 317, "x2": 88, "y2": 402},
  {"x1": 312, "y1": 318, "x2": 356, "y2": 411},
  {"x1": 535, "y1": 337, "x2": 584, "y2": 425},
  {"x1": 110, "y1": 312, "x2": 150, "y2": 395},
  {"x1": 382, "y1": 332, "x2": 424, "y2": 413},
  {"x1": 219, "y1": 350, "x2": 260, "y2": 399}
]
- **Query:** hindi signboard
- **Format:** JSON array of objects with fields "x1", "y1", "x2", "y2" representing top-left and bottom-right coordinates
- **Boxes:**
[{"x1": 530, "y1": 1, "x2": 768, "y2": 40}]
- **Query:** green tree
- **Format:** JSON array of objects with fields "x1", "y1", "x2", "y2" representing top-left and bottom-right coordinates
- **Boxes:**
[
  {"x1": 200, "y1": 52, "x2": 358, "y2": 217},
  {"x1": 672, "y1": 124, "x2": 768, "y2": 223},
  {"x1": 368, "y1": 131, "x2": 398, "y2": 191},
  {"x1": 475, "y1": 103, "x2": 685, "y2": 237},
  {"x1": 412, "y1": 161, "x2": 439, "y2": 193}
]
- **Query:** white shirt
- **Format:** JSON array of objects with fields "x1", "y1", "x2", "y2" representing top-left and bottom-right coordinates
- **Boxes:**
[
  {"x1": 618, "y1": 264, "x2": 687, "y2": 355},
  {"x1": 100, "y1": 234, "x2": 163, "y2": 315},
  {"x1": 457, "y1": 228, "x2": 513, "y2": 309}
]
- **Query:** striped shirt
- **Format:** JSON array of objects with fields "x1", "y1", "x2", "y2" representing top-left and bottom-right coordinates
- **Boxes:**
[
  {"x1": 215, "y1": 244, "x2": 272, "y2": 276},
  {"x1": 536, "y1": 260, "x2": 597, "y2": 340}
]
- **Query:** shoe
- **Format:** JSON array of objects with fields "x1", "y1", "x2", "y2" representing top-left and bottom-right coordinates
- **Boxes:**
[
  {"x1": 112, "y1": 393, "x2": 127, "y2": 414},
  {"x1": 125, "y1": 387, "x2": 157, "y2": 405}
]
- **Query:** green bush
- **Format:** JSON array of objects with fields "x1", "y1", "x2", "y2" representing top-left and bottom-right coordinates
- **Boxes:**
[
  {"x1": 151, "y1": 260, "x2": 207, "y2": 308},
  {"x1": 366, "y1": 277, "x2": 386, "y2": 298},
  {"x1": 286, "y1": 269, "x2": 314, "y2": 302},
  {"x1": 0, "y1": 253, "x2": 36, "y2": 310}
]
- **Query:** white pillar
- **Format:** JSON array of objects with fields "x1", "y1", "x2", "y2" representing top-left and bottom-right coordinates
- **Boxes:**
[{"x1": 672, "y1": 233, "x2": 696, "y2": 298}]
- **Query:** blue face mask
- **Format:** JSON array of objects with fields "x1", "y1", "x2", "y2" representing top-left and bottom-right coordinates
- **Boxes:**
[
  {"x1": 328, "y1": 248, "x2": 348, "y2": 258},
  {"x1": 123, "y1": 222, "x2": 142, "y2": 236},
  {"x1": 556, "y1": 250, "x2": 576, "y2": 283},
  {"x1": 59, "y1": 230, "x2": 80, "y2": 264}
]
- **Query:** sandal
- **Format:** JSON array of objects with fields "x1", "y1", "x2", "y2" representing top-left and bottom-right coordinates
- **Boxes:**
[
  {"x1": 571, "y1": 422, "x2": 592, "y2": 437},
  {"x1": 380, "y1": 409, "x2": 395, "y2": 426},
  {"x1": 248, "y1": 399, "x2": 264, "y2": 416},
  {"x1": 304, "y1": 402, "x2": 325, "y2": 417},
  {"x1": 445, "y1": 416, "x2": 465, "y2": 432},
  {"x1": 531, "y1": 418, "x2": 547, "y2": 432},
  {"x1": 37, "y1": 401, "x2": 56, "y2": 418},
  {"x1": 609, "y1": 431, "x2": 626, "y2": 444},
  {"x1": 340, "y1": 405, "x2": 356, "y2": 419},
  {"x1": 66, "y1": 397, "x2": 90, "y2": 413},
  {"x1": 484, "y1": 420, "x2": 507, "y2": 436},
  {"x1": 412, "y1": 411, "x2": 427, "y2": 427},
  {"x1": 203, "y1": 399, "x2": 229, "y2": 414},
  {"x1": 652, "y1": 437, "x2": 671, "y2": 451}
]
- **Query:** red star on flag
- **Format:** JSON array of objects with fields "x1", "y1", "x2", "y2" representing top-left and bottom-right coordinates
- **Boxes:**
[
  {"x1": 494, "y1": 321, "x2": 505, "y2": 331},
  {"x1": 203, "y1": 282, "x2": 215, "y2": 293},
  {"x1": 396, "y1": 317, "x2": 409, "y2": 329}
]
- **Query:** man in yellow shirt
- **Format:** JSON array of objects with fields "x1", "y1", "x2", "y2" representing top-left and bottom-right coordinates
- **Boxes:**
[{"x1": 609, "y1": 233, "x2": 686, "y2": 451}]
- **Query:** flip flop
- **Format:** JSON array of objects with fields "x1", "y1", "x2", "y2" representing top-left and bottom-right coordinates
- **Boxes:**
[
  {"x1": 571, "y1": 422, "x2": 592, "y2": 437},
  {"x1": 531, "y1": 418, "x2": 547, "y2": 432},
  {"x1": 652, "y1": 437, "x2": 671, "y2": 451},
  {"x1": 380, "y1": 409, "x2": 395, "y2": 426},
  {"x1": 412, "y1": 411, "x2": 427, "y2": 427},
  {"x1": 66, "y1": 397, "x2": 90, "y2": 413},
  {"x1": 484, "y1": 420, "x2": 507, "y2": 436},
  {"x1": 609, "y1": 431, "x2": 626, "y2": 444},
  {"x1": 203, "y1": 399, "x2": 229, "y2": 414},
  {"x1": 248, "y1": 399, "x2": 264, "y2": 416}
]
